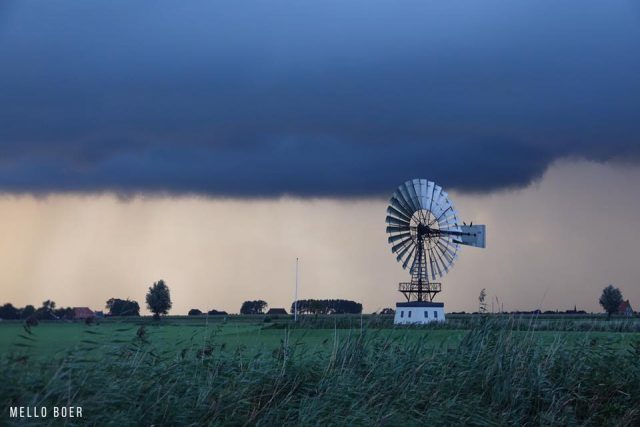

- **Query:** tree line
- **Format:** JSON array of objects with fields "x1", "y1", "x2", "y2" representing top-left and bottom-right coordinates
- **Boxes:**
[
  {"x1": 188, "y1": 309, "x2": 228, "y2": 316},
  {"x1": 290, "y1": 299, "x2": 362, "y2": 315},
  {"x1": 187, "y1": 299, "x2": 364, "y2": 316},
  {"x1": 0, "y1": 280, "x2": 174, "y2": 321},
  {"x1": 0, "y1": 300, "x2": 61, "y2": 320},
  {"x1": 1, "y1": 284, "x2": 632, "y2": 320}
]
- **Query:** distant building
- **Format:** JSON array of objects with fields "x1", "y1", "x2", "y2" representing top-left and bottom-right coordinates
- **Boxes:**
[
  {"x1": 73, "y1": 307, "x2": 95, "y2": 319},
  {"x1": 618, "y1": 300, "x2": 633, "y2": 317},
  {"x1": 266, "y1": 308, "x2": 287, "y2": 315}
]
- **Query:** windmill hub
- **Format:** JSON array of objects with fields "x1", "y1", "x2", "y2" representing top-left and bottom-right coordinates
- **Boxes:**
[
  {"x1": 416, "y1": 223, "x2": 429, "y2": 236},
  {"x1": 386, "y1": 179, "x2": 486, "y2": 325}
]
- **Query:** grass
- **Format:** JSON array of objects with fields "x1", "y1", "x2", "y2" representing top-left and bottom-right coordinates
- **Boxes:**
[
  {"x1": 1, "y1": 316, "x2": 639, "y2": 425},
  {"x1": 0, "y1": 319, "x2": 467, "y2": 360}
]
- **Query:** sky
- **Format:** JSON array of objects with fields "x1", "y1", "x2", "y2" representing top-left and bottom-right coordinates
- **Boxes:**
[{"x1": 0, "y1": 1, "x2": 639, "y2": 313}]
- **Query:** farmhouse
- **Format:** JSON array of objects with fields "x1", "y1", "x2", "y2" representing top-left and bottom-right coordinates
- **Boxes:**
[
  {"x1": 266, "y1": 308, "x2": 288, "y2": 315},
  {"x1": 73, "y1": 307, "x2": 95, "y2": 319},
  {"x1": 618, "y1": 300, "x2": 633, "y2": 317}
]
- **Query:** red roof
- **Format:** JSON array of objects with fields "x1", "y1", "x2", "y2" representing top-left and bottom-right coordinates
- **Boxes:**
[
  {"x1": 618, "y1": 300, "x2": 632, "y2": 314},
  {"x1": 73, "y1": 307, "x2": 95, "y2": 319}
]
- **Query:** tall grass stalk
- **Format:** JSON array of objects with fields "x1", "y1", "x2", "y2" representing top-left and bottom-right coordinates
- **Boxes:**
[{"x1": 1, "y1": 318, "x2": 638, "y2": 425}]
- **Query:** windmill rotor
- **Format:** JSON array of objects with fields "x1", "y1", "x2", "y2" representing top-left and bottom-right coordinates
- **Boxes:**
[{"x1": 386, "y1": 179, "x2": 485, "y2": 302}]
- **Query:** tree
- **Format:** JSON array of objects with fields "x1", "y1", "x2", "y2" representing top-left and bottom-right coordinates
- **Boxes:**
[
  {"x1": 188, "y1": 309, "x2": 202, "y2": 316},
  {"x1": 106, "y1": 298, "x2": 140, "y2": 316},
  {"x1": 146, "y1": 280, "x2": 172, "y2": 320},
  {"x1": 599, "y1": 284, "x2": 623, "y2": 319},
  {"x1": 478, "y1": 288, "x2": 487, "y2": 314},
  {"x1": 0, "y1": 303, "x2": 20, "y2": 320},
  {"x1": 20, "y1": 305, "x2": 36, "y2": 319},
  {"x1": 208, "y1": 309, "x2": 228, "y2": 316},
  {"x1": 240, "y1": 300, "x2": 268, "y2": 315},
  {"x1": 35, "y1": 300, "x2": 57, "y2": 320},
  {"x1": 42, "y1": 300, "x2": 56, "y2": 311},
  {"x1": 380, "y1": 308, "x2": 395, "y2": 315}
]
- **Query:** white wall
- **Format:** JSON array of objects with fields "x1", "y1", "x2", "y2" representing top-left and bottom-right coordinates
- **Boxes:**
[{"x1": 394, "y1": 306, "x2": 445, "y2": 324}]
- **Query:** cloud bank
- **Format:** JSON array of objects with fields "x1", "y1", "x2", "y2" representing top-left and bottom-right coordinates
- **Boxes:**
[{"x1": 1, "y1": 0, "x2": 639, "y2": 197}]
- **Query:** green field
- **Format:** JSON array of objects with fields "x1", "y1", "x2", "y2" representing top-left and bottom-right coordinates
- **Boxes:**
[
  {"x1": 1, "y1": 316, "x2": 639, "y2": 359},
  {"x1": 1, "y1": 316, "x2": 639, "y2": 425}
]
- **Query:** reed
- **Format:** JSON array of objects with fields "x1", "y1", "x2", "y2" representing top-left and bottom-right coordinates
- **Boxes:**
[{"x1": 1, "y1": 317, "x2": 639, "y2": 425}]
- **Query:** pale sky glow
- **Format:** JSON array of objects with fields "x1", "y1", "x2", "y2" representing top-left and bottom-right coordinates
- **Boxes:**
[{"x1": 1, "y1": 160, "x2": 638, "y2": 315}]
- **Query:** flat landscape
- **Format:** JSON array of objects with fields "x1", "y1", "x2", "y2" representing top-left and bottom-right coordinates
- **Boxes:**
[{"x1": 1, "y1": 315, "x2": 639, "y2": 425}]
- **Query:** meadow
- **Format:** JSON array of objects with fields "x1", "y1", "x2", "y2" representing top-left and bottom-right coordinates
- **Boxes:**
[{"x1": 1, "y1": 315, "x2": 639, "y2": 425}]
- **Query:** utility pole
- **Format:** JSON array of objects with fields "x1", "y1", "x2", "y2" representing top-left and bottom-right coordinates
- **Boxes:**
[{"x1": 294, "y1": 257, "x2": 299, "y2": 322}]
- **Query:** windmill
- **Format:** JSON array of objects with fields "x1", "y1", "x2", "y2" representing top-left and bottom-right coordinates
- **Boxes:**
[{"x1": 386, "y1": 179, "x2": 485, "y2": 324}]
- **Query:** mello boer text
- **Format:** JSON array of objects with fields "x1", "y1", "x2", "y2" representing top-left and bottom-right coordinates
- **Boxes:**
[{"x1": 9, "y1": 406, "x2": 83, "y2": 419}]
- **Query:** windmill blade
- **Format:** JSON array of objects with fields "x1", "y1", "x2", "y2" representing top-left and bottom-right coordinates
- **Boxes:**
[
  {"x1": 428, "y1": 249, "x2": 439, "y2": 280},
  {"x1": 437, "y1": 210, "x2": 460, "y2": 227},
  {"x1": 425, "y1": 180, "x2": 435, "y2": 212},
  {"x1": 386, "y1": 215, "x2": 409, "y2": 227},
  {"x1": 429, "y1": 248, "x2": 444, "y2": 278},
  {"x1": 388, "y1": 232, "x2": 411, "y2": 244},
  {"x1": 434, "y1": 206, "x2": 453, "y2": 224},
  {"x1": 389, "y1": 196, "x2": 413, "y2": 219},
  {"x1": 424, "y1": 249, "x2": 434, "y2": 279},
  {"x1": 391, "y1": 237, "x2": 414, "y2": 254},
  {"x1": 438, "y1": 237, "x2": 456, "y2": 253},
  {"x1": 386, "y1": 225, "x2": 410, "y2": 234},
  {"x1": 433, "y1": 188, "x2": 449, "y2": 218},
  {"x1": 386, "y1": 205, "x2": 412, "y2": 223},
  {"x1": 395, "y1": 195, "x2": 416, "y2": 221},
  {"x1": 438, "y1": 236, "x2": 460, "y2": 253},
  {"x1": 434, "y1": 243, "x2": 453, "y2": 267},
  {"x1": 413, "y1": 179, "x2": 427, "y2": 209},
  {"x1": 439, "y1": 220, "x2": 461, "y2": 234},
  {"x1": 443, "y1": 244, "x2": 458, "y2": 268},
  {"x1": 395, "y1": 243, "x2": 414, "y2": 262},
  {"x1": 439, "y1": 223, "x2": 462, "y2": 236},
  {"x1": 398, "y1": 185, "x2": 418, "y2": 215},
  {"x1": 401, "y1": 246, "x2": 416, "y2": 269},
  {"x1": 392, "y1": 192, "x2": 414, "y2": 216},
  {"x1": 430, "y1": 185, "x2": 442, "y2": 216},
  {"x1": 404, "y1": 181, "x2": 421, "y2": 212},
  {"x1": 396, "y1": 184, "x2": 415, "y2": 215},
  {"x1": 436, "y1": 249, "x2": 447, "y2": 277},
  {"x1": 436, "y1": 239, "x2": 458, "y2": 263},
  {"x1": 432, "y1": 246, "x2": 450, "y2": 274},
  {"x1": 419, "y1": 179, "x2": 429, "y2": 209}
]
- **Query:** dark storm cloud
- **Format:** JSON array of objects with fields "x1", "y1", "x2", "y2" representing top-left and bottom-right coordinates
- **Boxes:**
[{"x1": 0, "y1": 0, "x2": 639, "y2": 197}]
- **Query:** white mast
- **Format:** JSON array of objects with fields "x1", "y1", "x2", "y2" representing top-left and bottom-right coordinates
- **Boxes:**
[{"x1": 294, "y1": 257, "x2": 299, "y2": 322}]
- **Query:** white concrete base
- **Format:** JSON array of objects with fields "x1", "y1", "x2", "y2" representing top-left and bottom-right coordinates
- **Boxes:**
[{"x1": 394, "y1": 302, "x2": 445, "y2": 324}]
